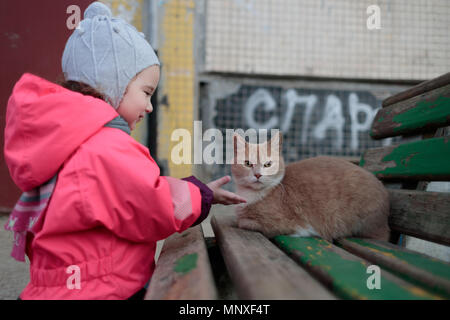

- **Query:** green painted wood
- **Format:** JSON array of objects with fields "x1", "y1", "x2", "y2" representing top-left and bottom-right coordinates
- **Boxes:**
[
  {"x1": 145, "y1": 226, "x2": 218, "y2": 300},
  {"x1": 212, "y1": 214, "x2": 336, "y2": 299},
  {"x1": 371, "y1": 83, "x2": 450, "y2": 139},
  {"x1": 174, "y1": 253, "x2": 198, "y2": 274},
  {"x1": 336, "y1": 238, "x2": 450, "y2": 298},
  {"x1": 273, "y1": 236, "x2": 444, "y2": 300},
  {"x1": 359, "y1": 136, "x2": 450, "y2": 180}
]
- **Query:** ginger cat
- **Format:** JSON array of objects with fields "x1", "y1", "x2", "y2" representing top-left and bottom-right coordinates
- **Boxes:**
[{"x1": 231, "y1": 132, "x2": 390, "y2": 241}]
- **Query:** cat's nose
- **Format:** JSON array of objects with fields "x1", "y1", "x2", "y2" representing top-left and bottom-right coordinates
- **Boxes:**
[{"x1": 254, "y1": 173, "x2": 262, "y2": 179}]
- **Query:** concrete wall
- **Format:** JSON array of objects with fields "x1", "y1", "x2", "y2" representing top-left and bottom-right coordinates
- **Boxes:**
[{"x1": 204, "y1": 0, "x2": 449, "y2": 80}]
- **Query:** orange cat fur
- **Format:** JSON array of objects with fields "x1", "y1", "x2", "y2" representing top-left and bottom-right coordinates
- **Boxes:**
[{"x1": 231, "y1": 132, "x2": 390, "y2": 241}]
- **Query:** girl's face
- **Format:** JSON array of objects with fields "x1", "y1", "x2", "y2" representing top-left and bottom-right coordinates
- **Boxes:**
[{"x1": 117, "y1": 65, "x2": 160, "y2": 130}]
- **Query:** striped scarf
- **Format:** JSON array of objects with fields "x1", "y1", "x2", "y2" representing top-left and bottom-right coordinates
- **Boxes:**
[
  {"x1": 4, "y1": 116, "x2": 130, "y2": 262},
  {"x1": 5, "y1": 176, "x2": 57, "y2": 262}
]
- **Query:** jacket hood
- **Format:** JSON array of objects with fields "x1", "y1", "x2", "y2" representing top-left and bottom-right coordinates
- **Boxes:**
[{"x1": 4, "y1": 73, "x2": 118, "y2": 191}]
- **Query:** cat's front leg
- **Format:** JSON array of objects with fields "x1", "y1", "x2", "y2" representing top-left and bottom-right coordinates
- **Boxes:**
[
  {"x1": 235, "y1": 205, "x2": 264, "y2": 233},
  {"x1": 237, "y1": 217, "x2": 263, "y2": 233},
  {"x1": 234, "y1": 204, "x2": 247, "y2": 218}
]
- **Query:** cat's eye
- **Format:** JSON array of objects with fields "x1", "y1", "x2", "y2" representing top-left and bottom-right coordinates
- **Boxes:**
[
  {"x1": 264, "y1": 161, "x2": 272, "y2": 168},
  {"x1": 244, "y1": 160, "x2": 253, "y2": 167}
]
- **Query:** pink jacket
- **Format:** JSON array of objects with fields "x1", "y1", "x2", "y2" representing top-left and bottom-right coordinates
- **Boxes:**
[{"x1": 4, "y1": 73, "x2": 207, "y2": 299}]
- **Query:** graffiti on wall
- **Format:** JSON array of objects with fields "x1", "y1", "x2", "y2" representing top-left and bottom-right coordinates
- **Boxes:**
[{"x1": 210, "y1": 84, "x2": 395, "y2": 163}]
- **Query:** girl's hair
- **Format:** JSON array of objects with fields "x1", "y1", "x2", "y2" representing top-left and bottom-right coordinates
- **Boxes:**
[{"x1": 56, "y1": 75, "x2": 105, "y2": 100}]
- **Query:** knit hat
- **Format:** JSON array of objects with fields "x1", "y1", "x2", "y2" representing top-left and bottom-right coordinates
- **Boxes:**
[{"x1": 62, "y1": 2, "x2": 160, "y2": 109}]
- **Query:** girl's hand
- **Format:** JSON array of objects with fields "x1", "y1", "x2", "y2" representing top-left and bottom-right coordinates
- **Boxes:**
[{"x1": 207, "y1": 176, "x2": 247, "y2": 205}]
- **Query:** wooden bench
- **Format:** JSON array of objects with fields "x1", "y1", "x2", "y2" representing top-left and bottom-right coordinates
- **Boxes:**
[{"x1": 145, "y1": 72, "x2": 450, "y2": 300}]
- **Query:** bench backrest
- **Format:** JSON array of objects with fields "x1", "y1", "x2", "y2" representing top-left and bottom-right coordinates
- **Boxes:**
[{"x1": 360, "y1": 72, "x2": 450, "y2": 246}]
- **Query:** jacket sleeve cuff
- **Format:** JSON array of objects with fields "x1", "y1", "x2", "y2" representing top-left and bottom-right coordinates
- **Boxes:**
[{"x1": 182, "y1": 176, "x2": 214, "y2": 227}]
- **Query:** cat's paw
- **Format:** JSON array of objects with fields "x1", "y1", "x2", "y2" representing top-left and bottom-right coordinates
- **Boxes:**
[
  {"x1": 235, "y1": 206, "x2": 246, "y2": 217},
  {"x1": 237, "y1": 218, "x2": 262, "y2": 232}
]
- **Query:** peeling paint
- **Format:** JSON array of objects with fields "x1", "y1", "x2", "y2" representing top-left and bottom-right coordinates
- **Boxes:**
[
  {"x1": 372, "y1": 137, "x2": 450, "y2": 178},
  {"x1": 372, "y1": 87, "x2": 450, "y2": 139},
  {"x1": 401, "y1": 152, "x2": 420, "y2": 167},
  {"x1": 174, "y1": 253, "x2": 198, "y2": 274},
  {"x1": 346, "y1": 238, "x2": 450, "y2": 281},
  {"x1": 392, "y1": 94, "x2": 450, "y2": 133},
  {"x1": 274, "y1": 236, "x2": 441, "y2": 299}
]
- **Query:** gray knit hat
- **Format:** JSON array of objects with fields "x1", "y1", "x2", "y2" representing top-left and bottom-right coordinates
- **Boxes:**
[{"x1": 62, "y1": 2, "x2": 160, "y2": 109}]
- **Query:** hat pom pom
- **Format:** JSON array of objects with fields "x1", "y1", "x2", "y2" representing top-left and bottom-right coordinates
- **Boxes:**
[{"x1": 84, "y1": 2, "x2": 112, "y2": 19}]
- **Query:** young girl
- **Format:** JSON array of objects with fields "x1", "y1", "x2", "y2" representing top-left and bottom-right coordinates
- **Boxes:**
[{"x1": 4, "y1": 2, "x2": 246, "y2": 300}]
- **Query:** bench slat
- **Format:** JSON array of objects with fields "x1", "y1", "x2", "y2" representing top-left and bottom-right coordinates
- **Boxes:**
[
  {"x1": 382, "y1": 72, "x2": 450, "y2": 108},
  {"x1": 360, "y1": 136, "x2": 450, "y2": 180},
  {"x1": 145, "y1": 225, "x2": 218, "y2": 300},
  {"x1": 371, "y1": 83, "x2": 450, "y2": 139},
  {"x1": 273, "y1": 236, "x2": 445, "y2": 299},
  {"x1": 336, "y1": 238, "x2": 450, "y2": 298},
  {"x1": 211, "y1": 214, "x2": 336, "y2": 299},
  {"x1": 388, "y1": 189, "x2": 450, "y2": 245}
]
